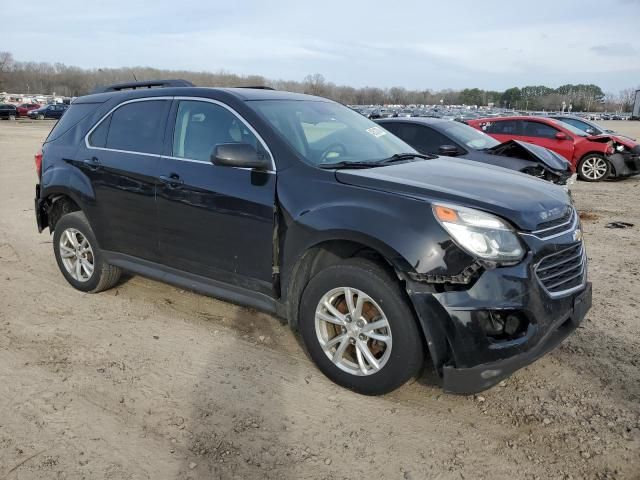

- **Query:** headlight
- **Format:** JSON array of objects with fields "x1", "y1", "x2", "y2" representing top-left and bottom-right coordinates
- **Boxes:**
[{"x1": 433, "y1": 204, "x2": 525, "y2": 264}]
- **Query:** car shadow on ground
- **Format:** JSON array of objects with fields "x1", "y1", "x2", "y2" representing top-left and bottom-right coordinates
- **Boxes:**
[{"x1": 176, "y1": 307, "x2": 302, "y2": 479}]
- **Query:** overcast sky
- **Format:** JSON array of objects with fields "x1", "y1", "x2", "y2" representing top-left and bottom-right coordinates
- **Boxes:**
[{"x1": 2, "y1": 0, "x2": 639, "y2": 92}]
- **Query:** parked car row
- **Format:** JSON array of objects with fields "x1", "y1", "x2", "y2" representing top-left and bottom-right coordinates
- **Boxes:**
[
  {"x1": 466, "y1": 116, "x2": 640, "y2": 182},
  {"x1": 35, "y1": 80, "x2": 592, "y2": 396},
  {"x1": 0, "y1": 102, "x2": 69, "y2": 120}
]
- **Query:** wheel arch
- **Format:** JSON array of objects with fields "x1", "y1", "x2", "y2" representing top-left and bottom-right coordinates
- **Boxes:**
[
  {"x1": 39, "y1": 186, "x2": 88, "y2": 233},
  {"x1": 282, "y1": 235, "x2": 412, "y2": 331}
]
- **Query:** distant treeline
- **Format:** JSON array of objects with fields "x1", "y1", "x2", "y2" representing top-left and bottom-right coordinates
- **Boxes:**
[{"x1": 0, "y1": 51, "x2": 636, "y2": 111}]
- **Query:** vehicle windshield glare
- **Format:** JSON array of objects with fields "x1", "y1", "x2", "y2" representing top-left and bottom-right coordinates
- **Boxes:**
[
  {"x1": 248, "y1": 100, "x2": 418, "y2": 166},
  {"x1": 550, "y1": 119, "x2": 588, "y2": 137},
  {"x1": 443, "y1": 122, "x2": 500, "y2": 150}
]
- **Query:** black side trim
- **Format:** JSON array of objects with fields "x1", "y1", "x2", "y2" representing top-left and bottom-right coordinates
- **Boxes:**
[{"x1": 103, "y1": 251, "x2": 280, "y2": 315}]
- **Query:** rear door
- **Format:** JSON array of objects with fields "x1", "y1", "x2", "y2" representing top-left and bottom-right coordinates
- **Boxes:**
[
  {"x1": 156, "y1": 98, "x2": 276, "y2": 295},
  {"x1": 81, "y1": 98, "x2": 171, "y2": 261},
  {"x1": 519, "y1": 120, "x2": 574, "y2": 161}
]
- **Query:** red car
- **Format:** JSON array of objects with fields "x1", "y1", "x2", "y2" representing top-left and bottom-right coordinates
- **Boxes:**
[
  {"x1": 16, "y1": 103, "x2": 41, "y2": 117},
  {"x1": 467, "y1": 116, "x2": 640, "y2": 181}
]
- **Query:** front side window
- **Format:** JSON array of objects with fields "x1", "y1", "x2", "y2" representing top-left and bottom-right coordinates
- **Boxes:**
[
  {"x1": 442, "y1": 122, "x2": 499, "y2": 150},
  {"x1": 522, "y1": 121, "x2": 559, "y2": 139},
  {"x1": 172, "y1": 100, "x2": 264, "y2": 162},
  {"x1": 105, "y1": 100, "x2": 168, "y2": 154},
  {"x1": 551, "y1": 120, "x2": 589, "y2": 137},
  {"x1": 248, "y1": 100, "x2": 416, "y2": 166},
  {"x1": 383, "y1": 123, "x2": 450, "y2": 154}
]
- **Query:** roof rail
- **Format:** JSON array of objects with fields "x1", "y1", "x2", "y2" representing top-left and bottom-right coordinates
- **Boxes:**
[
  {"x1": 234, "y1": 86, "x2": 275, "y2": 90},
  {"x1": 90, "y1": 79, "x2": 195, "y2": 94}
]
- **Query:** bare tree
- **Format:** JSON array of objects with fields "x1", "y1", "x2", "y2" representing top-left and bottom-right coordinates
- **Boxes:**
[
  {"x1": 0, "y1": 51, "x2": 15, "y2": 90},
  {"x1": 303, "y1": 73, "x2": 326, "y2": 96}
]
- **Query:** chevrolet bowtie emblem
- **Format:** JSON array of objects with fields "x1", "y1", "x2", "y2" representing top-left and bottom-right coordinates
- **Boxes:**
[{"x1": 573, "y1": 228, "x2": 583, "y2": 242}]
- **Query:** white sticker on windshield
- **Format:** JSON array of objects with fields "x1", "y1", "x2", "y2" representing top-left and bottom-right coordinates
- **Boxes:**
[{"x1": 366, "y1": 126, "x2": 387, "y2": 138}]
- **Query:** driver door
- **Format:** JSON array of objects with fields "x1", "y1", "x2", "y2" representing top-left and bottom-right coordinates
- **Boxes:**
[{"x1": 156, "y1": 99, "x2": 276, "y2": 295}]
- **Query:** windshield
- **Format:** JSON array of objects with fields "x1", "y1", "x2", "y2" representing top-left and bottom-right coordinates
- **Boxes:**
[
  {"x1": 248, "y1": 100, "x2": 417, "y2": 166},
  {"x1": 549, "y1": 119, "x2": 588, "y2": 137},
  {"x1": 442, "y1": 122, "x2": 499, "y2": 150}
]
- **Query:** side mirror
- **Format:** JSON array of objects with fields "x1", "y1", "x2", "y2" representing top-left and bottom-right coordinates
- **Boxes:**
[
  {"x1": 585, "y1": 128, "x2": 596, "y2": 135},
  {"x1": 211, "y1": 143, "x2": 271, "y2": 170},
  {"x1": 555, "y1": 132, "x2": 568, "y2": 140},
  {"x1": 438, "y1": 144, "x2": 460, "y2": 156}
]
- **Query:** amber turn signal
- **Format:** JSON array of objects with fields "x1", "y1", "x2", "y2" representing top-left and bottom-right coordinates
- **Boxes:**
[{"x1": 434, "y1": 205, "x2": 459, "y2": 223}]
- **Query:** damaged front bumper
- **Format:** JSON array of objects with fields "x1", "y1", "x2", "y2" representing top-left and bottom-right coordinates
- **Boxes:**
[
  {"x1": 608, "y1": 145, "x2": 640, "y2": 177},
  {"x1": 405, "y1": 230, "x2": 592, "y2": 394},
  {"x1": 439, "y1": 283, "x2": 591, "y2": 393}
]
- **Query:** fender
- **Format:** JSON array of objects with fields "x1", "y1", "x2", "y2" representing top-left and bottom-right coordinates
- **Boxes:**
[
  {"x1": 278, "y1": 172, "x2": 475, "y2": 284},
  {"x1": 39, "y1": 163, "x2": 99, "y2": 233}
]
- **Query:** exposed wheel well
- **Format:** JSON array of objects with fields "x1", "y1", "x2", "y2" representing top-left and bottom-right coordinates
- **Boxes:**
[
  {"x1": 284, "y1": 240, "x2": 399, "y2": 330},
  {"x1": 46, "y1": 195, "x2": 81, "y2": 232}
]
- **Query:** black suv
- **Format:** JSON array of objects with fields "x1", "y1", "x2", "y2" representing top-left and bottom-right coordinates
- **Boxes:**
[
  {"x1": 34, "y1": 80, "x2": 592, "y2": 395},
  {"x1": 0, "y1": 103, "x2": 18, "y2": 120}
]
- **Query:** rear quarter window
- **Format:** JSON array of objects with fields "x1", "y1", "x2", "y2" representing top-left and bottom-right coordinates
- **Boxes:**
[{"x1": 45, "y1": 103, "x2": 103, "y2": 143}]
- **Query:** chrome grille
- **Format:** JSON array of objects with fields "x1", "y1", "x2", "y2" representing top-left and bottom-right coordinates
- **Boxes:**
[
  {"x1": 530, "y1": 208, "x2": 577, "y2": 240},
  {"x1": 535, "y1": 243, "x2": 586, "y2": 296}
]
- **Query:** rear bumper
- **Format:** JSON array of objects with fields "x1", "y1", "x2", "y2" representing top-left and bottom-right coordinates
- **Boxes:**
[{"x1": 34, "y1": 184, "x2": 47, "y2": 233}]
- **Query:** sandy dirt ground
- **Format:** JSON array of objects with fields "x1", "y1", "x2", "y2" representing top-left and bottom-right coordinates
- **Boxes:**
[{"x1": 0, "y1": 119, "x2": 639, "y2": 480}]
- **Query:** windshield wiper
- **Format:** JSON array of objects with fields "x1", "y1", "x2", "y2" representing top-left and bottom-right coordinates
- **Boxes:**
[
  {"x1": 318, "y1": 160, "x2": 385, "y2": 169},
  {"x1": 378, "y1": 152, "x2": 436, "y2": 164},
  {"x1": 318, "y1": 153, "x2": 436, "y2": 170}
]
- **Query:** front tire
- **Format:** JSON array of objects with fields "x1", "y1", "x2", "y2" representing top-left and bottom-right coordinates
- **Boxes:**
[
  {"x1": 299, "y1": 258, "x2": 425, "y2": 395},
  {"x1": 37, "y1": 114, "x2": 45, "y2": 120},
  {"x1": 53, "y1": 211, "x2": 121, "y2": 293},
  {"x1": 578, "y1": 154, "x2": 610, "y2": 182}
]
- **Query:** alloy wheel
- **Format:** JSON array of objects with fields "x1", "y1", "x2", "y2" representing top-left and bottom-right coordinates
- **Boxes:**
[
  {"x1": 59, "y1": 228, "x2": 95, "y2": 282},
  {"x1": 314, "y1": 287, "x2": 392, "y2": 376},
  {"x1": 581, "y1": 156, "x2": 608, "y2": 180}
]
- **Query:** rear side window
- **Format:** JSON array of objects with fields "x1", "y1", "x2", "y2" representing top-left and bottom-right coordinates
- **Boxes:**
[
  {"x1": 484, "y1": 120, "x2": 520, "y2": 135},
  {"x1": 98, "y1": 100, "x2": 168, "y2": 154},
  {"x1": 88, "y1": 115, "x2": 111, "y2": 148},
  {"x1": 45, "y1": 102, "x2": 102, "y2": 143}
]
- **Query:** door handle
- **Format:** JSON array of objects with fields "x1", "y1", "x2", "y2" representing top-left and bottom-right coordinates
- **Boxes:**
[
  {"x1": 159, "y1": 174, "x2": 184, "y2": 188},
  {"x1": 81, "y1": 157, "x2": 101, "y2": 171}
]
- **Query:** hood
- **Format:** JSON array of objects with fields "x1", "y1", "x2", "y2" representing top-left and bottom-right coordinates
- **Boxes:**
[
  {"x1": 486, "y1": 140, "x2": 571, "y2": 172},
  {"x1": 586, "y1": 134, "x2": 638, "y2": 148},
  {"x1": 335, "y1": 158, "x2": 571, "y2": 231}
]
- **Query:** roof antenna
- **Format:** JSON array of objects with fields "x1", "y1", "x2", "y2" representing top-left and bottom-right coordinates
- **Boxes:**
[{"x1": 132, "y1": 71, "x2": 138, "y2": 81}]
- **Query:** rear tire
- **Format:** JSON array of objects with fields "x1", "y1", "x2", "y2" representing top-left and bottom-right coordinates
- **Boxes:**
[
  {"x1": 299, "y1": 258, "x2": 425, "y2": 395},
  {"x1": 578, "y1": 154, "x2": 610, "y2": 182},
  {"x1": 37, "y1": 114, "x2": 45, "y2": 120},
  {"x1": 53, "y1": 211, "x2": 121, "y2": 293},
  {"x1": 8, "y1": 115, "x2": 15, "y2": 121}
]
